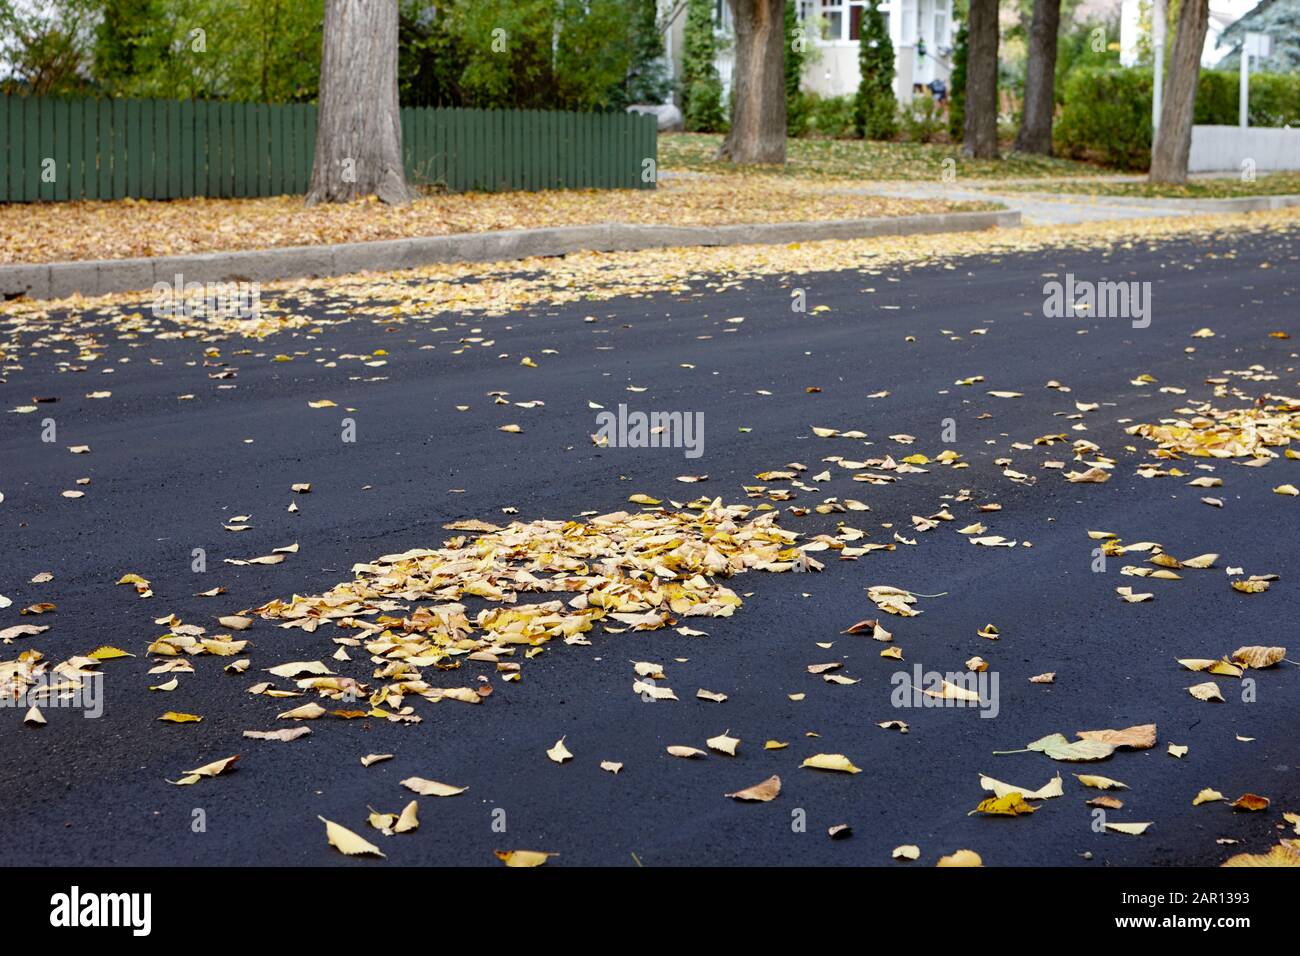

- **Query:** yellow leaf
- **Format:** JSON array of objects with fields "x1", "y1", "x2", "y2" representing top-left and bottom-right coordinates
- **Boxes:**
[
  {"x1": 979, "y1": 772, "x2": 1063, "y2": 800},
  {"x1": 666, "y1": 745, "x2": 706, "y2": 758},
  {"x1": 1222, "y1": 844, "x2": 1300, "y2": 867},
  {"x1": 1231, "y1": 793, "x2": 1270, "y2": 812},
  {"x1": 707, "y1": 731, "x2": 740, "y2": 756},
  {"x1": 936, "y1": 849, "x2": 983, "y2": 867},
  {"x1": 401, "y1": 777, "x2": 467, "y2": 797},
  {"x1": 725, "y1": 775, "x2": 781, "y2": 802},
  {"x1": 495, "y1": 850, "x2": 555, "y2": 867},
  {"x1": 1231, "y1": 645, "x2": 1285, "y2": 668},
  {"x1": 1187, "y1": 682, "x2": 1225, "y2": 702},
  {"x1": 158, "y1": 711, "x2": 203, "y2": 723},
  {"x1": 970, "y1": 792, "x2": 1037, "y2": 816},
  {"x1": 1075, "y1": 774, "x2": 1128, "y2": 790},
  {"x1": 1104, "y1": 822, "x2": 1152, "y2": 835},
  {"x1": 547, "y1": 736, "x2": 573, "y2": 763},
  {"x1": 319, "y1": 816, "x2": 385, "y2": 858},
  {"x1": 800, "y1": 753, "x2": 862, "y2": 774}
]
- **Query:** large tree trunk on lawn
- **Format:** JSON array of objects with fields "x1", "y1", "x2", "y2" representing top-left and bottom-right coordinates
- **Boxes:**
[
  {"x1": 1014, "y1": 0, "x2": 1060, "y2": 155},
  {"x1": 963, "y1": 0, "x2": 999, "y2": 160},
  {"x1": 306, "y1": 0, "x2": 415, "y2": 205},
  {"x1": 718, "y1": 0, "x2": 786, "y2": 164},
  {"x1": 1149, "y1": 0, "x2": 1210, "y2": 184}
]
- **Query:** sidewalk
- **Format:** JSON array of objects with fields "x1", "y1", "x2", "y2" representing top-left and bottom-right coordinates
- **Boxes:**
[{"x1": 853, "y1": 178, "x2": 1300, "y2": 225}]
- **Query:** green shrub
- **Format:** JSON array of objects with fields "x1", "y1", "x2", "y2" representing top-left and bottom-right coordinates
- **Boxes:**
[
  {"x1": 681, "y1": 0, "x2": 726, "y2": 132},
  {"x1": 1055, "y1": 66, "x2": 1153, "y2": 170},
  {"x1": 1057, "y1": 66, "x2": 1300, "y2": 170},
  {"x1": 899, "y1": 97, "x2": 944, "y2": 143},
  {"x1": 1194, "y1": 70, "x2": 1237, "y2": 125},
  {"x1": 804, "y1": 93, "x2": 857, "y2": 138},
  {"x1": 948, "y1": 19, "x2": 967, "y2": 141},
  {"x1": 854, "y1": 1, "x2": 897, "y2": 139},
  {"x1": 686, "y1": 76, "x2": 726, "y2": 132},
  {"x1": 1232, "y1": 71, "x2": 1300, "y2": 126},
  {"x1": 785, "y1": 0, "x2": 809, "y2": 136}
]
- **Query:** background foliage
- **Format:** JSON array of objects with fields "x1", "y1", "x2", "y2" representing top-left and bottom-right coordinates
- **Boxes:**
[{"x1": 0, "y1": 0, "x2": 670, "y2": 112}]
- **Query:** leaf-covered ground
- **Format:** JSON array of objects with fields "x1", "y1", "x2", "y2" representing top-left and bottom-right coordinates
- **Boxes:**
[
  {"x1": 0, "y1": 173, "x2": 993, "y2": 266},
  {"x1": 658, "y1": 132, "x2": 1106, "y2": 181}
]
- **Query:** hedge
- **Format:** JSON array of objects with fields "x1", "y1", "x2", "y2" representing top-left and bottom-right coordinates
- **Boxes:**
[
  {"x1": 1056, "y1": 67, "x2": 1300, "y2": 170},
  {"x1": 1055, "y1": 67, "x2": 1154, "y2": 169}
]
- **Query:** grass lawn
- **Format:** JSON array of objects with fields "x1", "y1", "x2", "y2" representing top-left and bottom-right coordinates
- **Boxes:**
[
  {"x1": 995, "y1": 172, "x2": 1300, "y2": 199},
  {"x1": 659, "y1": 132, "x2": 1107, "y2": 181}
]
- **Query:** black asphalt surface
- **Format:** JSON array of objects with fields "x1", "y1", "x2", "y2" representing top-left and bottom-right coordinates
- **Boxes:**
[{"x1": 2, "y1": 223, "x2": 1298, "y2": 868}]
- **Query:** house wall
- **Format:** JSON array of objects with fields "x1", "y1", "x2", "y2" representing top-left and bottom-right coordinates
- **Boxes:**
[
  {"x1": 657, "y1": 0, "x2": 953, "y2": 108},
  {"x1": 801, "y1": 0, "x2": 953, "y2": 102}
]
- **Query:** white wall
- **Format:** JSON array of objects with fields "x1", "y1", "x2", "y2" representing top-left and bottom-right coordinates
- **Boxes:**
[{"x1": 1189, "y1": 125, "x2": 1300, "y2": 172}]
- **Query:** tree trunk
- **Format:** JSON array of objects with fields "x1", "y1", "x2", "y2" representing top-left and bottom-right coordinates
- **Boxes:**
[
  {"x1": 1014, "y1": 0, "x2": 1060, "y2": 155},
  {"x1": 718, "y1": 0, "x2": 787, "y2": 164},
  {"x1": 962, "y1": 0, "x2": 999, "y2": 159},
  {"x1": 1149, "y1": 0, "x2": 1210, "y2": 184},
  {"x1": 306, "y1": 0, "x2": 415, "y2": 205}
]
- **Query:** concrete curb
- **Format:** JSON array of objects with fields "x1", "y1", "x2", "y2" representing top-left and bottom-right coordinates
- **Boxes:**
[
  {"x1": 0, "y1": 209, "x2": 1019, "y2": 302},
  {"x1": 991, "y1": 191, "x2": 1300, "y2": 214}
]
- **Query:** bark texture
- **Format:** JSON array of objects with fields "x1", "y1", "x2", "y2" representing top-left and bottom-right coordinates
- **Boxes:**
[
  {"x1": 1014, "y1": 0, "x2": 1061, "y2": 155},
  {"x1": 1150, "y1": 0, "x2": 1211, "y2": 184},
  {"x1": 962, "y1": 0, "x2": 1000, "y2": 159},
  {"x1": 306, "y1": 0, "x2": 415, "y2": 205},
  {"x1": 718, "y1": 0, "x2": 787, "y2": 165}
]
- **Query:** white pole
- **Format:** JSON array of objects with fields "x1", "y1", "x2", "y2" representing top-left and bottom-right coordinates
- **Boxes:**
[
  {"x1": 1152, "y1": 0, "x2": 1166, "y2": 137},
  {"x1": 1239, "y1": 45, "x2": 1250, "y2": 127}
]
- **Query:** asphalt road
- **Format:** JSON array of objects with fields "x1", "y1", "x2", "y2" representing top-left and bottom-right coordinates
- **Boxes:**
[{"x1": 2, "y1": 223, "x2": 1297, "y2": 868}]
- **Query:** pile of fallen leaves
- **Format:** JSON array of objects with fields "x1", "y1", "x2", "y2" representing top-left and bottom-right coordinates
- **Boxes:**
[
  {"x1": 0, "y1": 176, "x2": 985, "y2": 266},
  {"x1": 1128, "y1": 394, "x2": 1300, "y2": 460},
  {"x1": 243, "y1": 500, "x2": 805, "y2": 723}
]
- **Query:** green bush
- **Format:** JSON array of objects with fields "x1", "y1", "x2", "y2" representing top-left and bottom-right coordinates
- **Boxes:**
[
  {"x1": 1056, "y1": 67, "x2": 1153, "y2": 169},
  {"x1": 785, "y1": 0, "x2": 809, "y2": 137},
  {"x1": 899, "y1": 97, "x2": 944, "y2": 143},
  {"x1": 804, "y1": 94, "x2": 857, "y2": 138},
  {"x1": 1194, "y1": 70, "x2": 1237, "y2": 125},
  {"x1": 681, "y1": 0, "x2": 726, "y2": 132},
  {"x1": 948, "y1": 19, "x2": 967, "y2": 141},
  {"x1": 854, "y1": 1, "x2": 896, "y2": 139},
  {"x1": 686, "y1": 77, "x2": 726, "y2": 132},
  {"x1": 1057, "y1": 66, "x2": 1300, "y2": 170}
]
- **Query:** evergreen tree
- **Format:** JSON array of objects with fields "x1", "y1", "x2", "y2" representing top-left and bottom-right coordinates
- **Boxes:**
[
  {"x1": 854, "y1": 0, "x2": 896, "y2": 139},
  {"x1": 624, "y1": 0, "x2": 670, "y2": 104},
  {"x1": 784, "y1": 0, "x2": 808, "y2": 136},
  {"x1": 681, "y1": 0, "x2": 725, "y2": 132},
  {"x1": 948, "y1": 18, "x2": 968, "y2": 140}
]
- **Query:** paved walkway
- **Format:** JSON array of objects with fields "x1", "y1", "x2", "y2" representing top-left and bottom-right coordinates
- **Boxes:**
[
  {"x1": 851, "y1": 179, "x2": 1200, "y2": 225},
  {"x1": 848, "y1": 176, "x2": 1300, "y2": 225}
]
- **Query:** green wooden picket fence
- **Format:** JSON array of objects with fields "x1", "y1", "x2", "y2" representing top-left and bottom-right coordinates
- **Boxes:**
[{"x1": 0, "y1": 94, "x2": 657, "y2": 202}]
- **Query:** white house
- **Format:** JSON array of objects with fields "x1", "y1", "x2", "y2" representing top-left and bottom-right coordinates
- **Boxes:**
[
  {"x1": 1118, "y1": 0, "x2": 1262, "y2": 67},
  {"x1": 660, "y1": 0, "x2": 956, "y2": 108}
]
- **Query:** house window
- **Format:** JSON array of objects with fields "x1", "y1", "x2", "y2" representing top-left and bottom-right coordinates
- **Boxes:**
[
  {"x1": 933, "y1": 8, "x2": 948, "y2": 49},
  {"x1": 819, "y1": 1, "x2": 844, "y2": 41},
  {"x1": 713, "y1": 0, "x2": 733, "y2": 32},
  {"x1": 900, "y1": 0, "x2": 917, "y2": 45}
]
